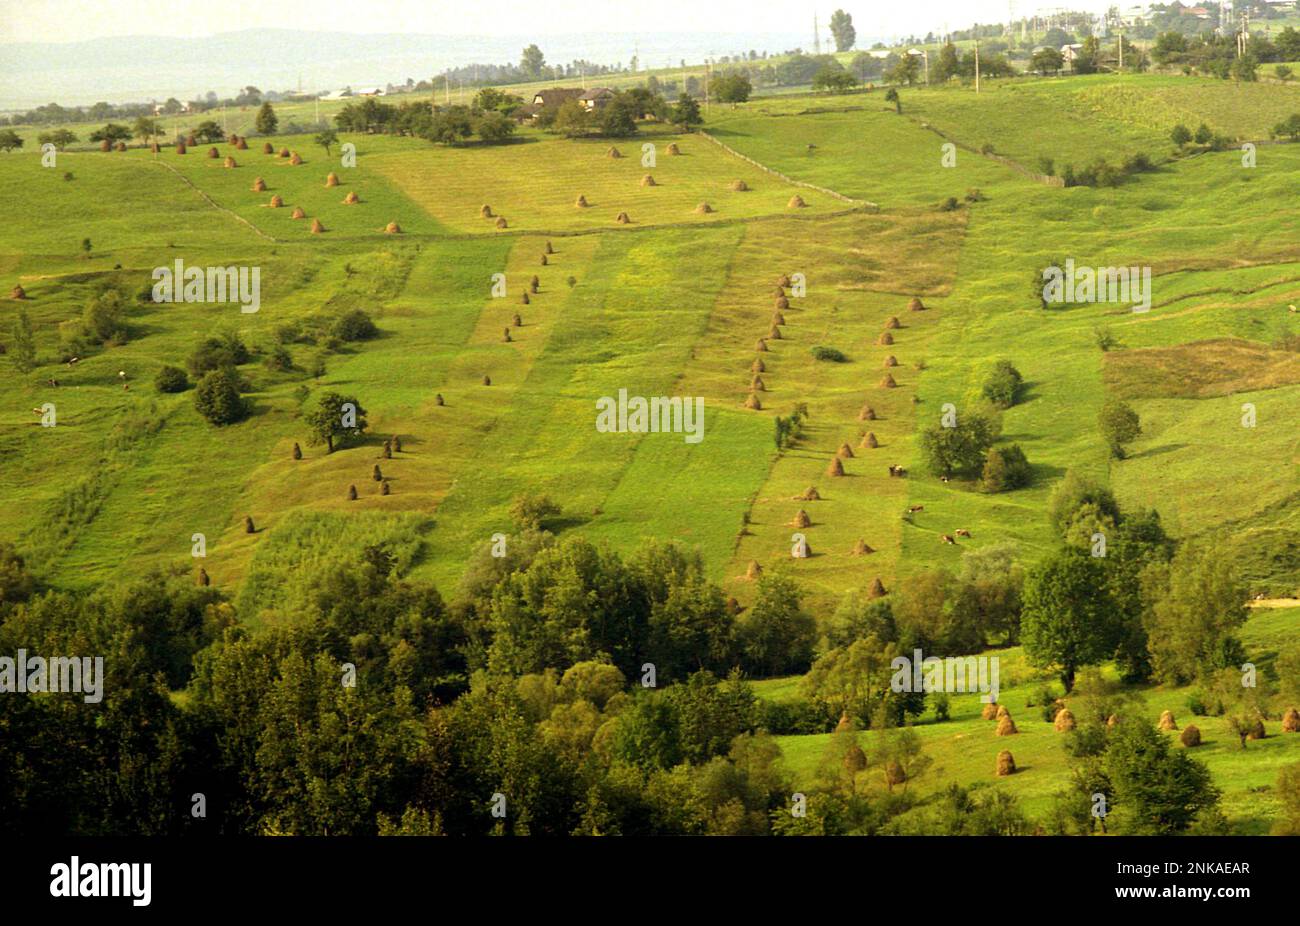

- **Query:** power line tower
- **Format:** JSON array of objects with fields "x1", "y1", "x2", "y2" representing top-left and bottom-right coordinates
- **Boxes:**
[{"x1": 813, "y1": 13, "x2": 821, "y2": 55}]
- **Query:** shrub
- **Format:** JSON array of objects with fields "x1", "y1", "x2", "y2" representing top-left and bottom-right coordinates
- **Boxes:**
[
  {"x1": 981, "y1": 359, "x2": 1023, "y2": 408},
  {"x1": 810, "y1": 345, "x2": 847, "y2": 362},
  {"x1": 188, "y1": 333, "x2": 250, "y2": 377},
  {"x1": 510, "y1": 493, "x2": 560, "y2": 531},
  {"x1": 982, "y1": 444, "x2": 1031, "y2": 492},
  {"x1": 193, "y1": 368, "x2": 247, "y2": 425},
  {"x1": 938, "y1": 196, "x2": 961, "y2": 212},
  {"x1": 333, "y1": 309, "x2": 378, "y2": 342},
  {"x1": 263, "y1": 345, "x2": 294, "y2": 372},
  {"x1": 154, "y1": 365, "x2": 189, "y2": 393}
]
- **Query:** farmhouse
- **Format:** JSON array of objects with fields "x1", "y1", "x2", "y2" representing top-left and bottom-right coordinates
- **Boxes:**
[{"x1": 516, "y1": 86, "x2": 616, "y2": 121}]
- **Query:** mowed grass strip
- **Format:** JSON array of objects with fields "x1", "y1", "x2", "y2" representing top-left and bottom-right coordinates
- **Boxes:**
[
  {"x1": 367, "y1": 126, "x2": 842, "y2": 234},
  {"x1": 413, "y1": 224, "x2": 746, "y2": 590}
]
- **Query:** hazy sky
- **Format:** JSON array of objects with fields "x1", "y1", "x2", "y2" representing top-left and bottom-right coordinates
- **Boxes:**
[{"x1": 0, "y1": 0, "x2": 1116, "y2": 44}]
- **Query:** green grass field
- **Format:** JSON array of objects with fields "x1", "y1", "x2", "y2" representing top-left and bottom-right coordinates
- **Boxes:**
[{"x1": 4, "y1": 69, "x2": 1300, "y2": 831}]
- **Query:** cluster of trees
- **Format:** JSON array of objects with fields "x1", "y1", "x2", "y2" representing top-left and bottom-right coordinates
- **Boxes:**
[
  {"x1": 333, "y1": 97, "x2": 516, "y2": 146},
  {"x1": 540, "y1": 88, "x2": 689, "y2": 139}
]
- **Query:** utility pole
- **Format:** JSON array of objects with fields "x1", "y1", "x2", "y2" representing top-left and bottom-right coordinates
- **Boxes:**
[
  {"x1": 814, "y1": 13, "x2": 821, "y2": 55},
  {"x1": 975, "y1": 41, "x2": 981, "y2": 93},
  {"x1": 1118, "y1": 28, "x2": 1124, "y2": 71},
  {"x1": 445, "y1": 74, "x2": 450, "y2": 105}
]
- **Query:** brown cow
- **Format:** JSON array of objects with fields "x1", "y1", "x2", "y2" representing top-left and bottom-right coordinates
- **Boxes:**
[
  {"x1": 907, "y1": 505, "x2": 924, "y2": 513},
  {"x1": 941, "y1": 534, "x2": 956, "y2": 544},
  {"x1": 955, "y1": 529, "x2": 971, "y2": 538}
]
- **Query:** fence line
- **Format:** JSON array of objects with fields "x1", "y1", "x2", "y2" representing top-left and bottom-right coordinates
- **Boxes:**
[{"x1": 696, "y1": 130, "x2": 880, "y2": 209}]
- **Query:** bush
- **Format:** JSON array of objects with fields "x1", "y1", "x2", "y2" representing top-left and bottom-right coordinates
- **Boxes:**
[
  {"x1": 938, "y1": 196, "x2": 961, "y2": 212},
  {"x1": 263, "y1": 345, "x2": 294, "y2": 372},
  {"x1": 188, "y1": 333, "x2": 250, "y2": 377},
  {"x1": 154, "y1": 365, "x2": 189, "y2": 393},
  {"x1": 193, "y1": 368, "x2": 247, "y2": 425},
  {"x1": 333, "y1": 309, "x2": 378, "y2": 342},
  {"x1": 510, "y1": 493, "x2": 560, "y2": 531},
  {"x1": 983, "y1": 444, "x2": 1031, "y2": 492},
  {"x1": 932, "y1": 692, "x2": 951, "y2": 722},
  {"x1": 981, "y1": 359, "x2": 1023, "y2": 409},
  {"x1": 810, "y1": 345, "x2": 847, "y2": 362}
]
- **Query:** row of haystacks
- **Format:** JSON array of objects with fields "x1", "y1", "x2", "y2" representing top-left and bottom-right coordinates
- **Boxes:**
[{"x1": 247, "y1": 169, "x2": 399, "y2": 235}]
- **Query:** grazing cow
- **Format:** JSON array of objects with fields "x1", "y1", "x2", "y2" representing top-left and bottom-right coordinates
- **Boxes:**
[
  {"x1": 955, "y1": 529, "x2": 971, "y2": 538},
  {"x1": 67, "y1": 357, "x2": 79, "y2": 365},
  {"x1": 907, "y1": 504, "x2": 924, "y2": 513},
  {"x1": 940, "y1": 476, "x2": 949, "y2": 483},
  {"x1": 941, "y1": 534, "x2": 956, "y2": 544},
  {"x1": 32, "y1": 408, "x2": 44, "y2": 415},
  {"x1": 1290, "y1": 305, "x2": 1297, "y2": 314},
  {"x1": 889, "y1": 464, "x2": 907, "y2": 478}
]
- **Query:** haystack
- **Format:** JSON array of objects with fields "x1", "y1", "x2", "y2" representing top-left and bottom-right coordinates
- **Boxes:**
[
  {"x1": 768, "y1": 325, "x2": 782, "y2": 340},
  {"x1": 393, "y1": 435, "x2": 402, "y2": 452},
  {"x1": 858, "y1": 405, "x2": 877, "y2": 421},
  {"x1": 885, "y1": 316, "x2": 901, "y2": 329},
  {"x1": 996, "y1": 750, "x2": 1016, "y2": 776},
  {"x1": 745, "y1": 393, "x2": 762, "y2": 410},
  {"x1": 885, "y1": 760, "x2": 907, "y2": 786},
  {"x1": 844, "y1": 745, "x2": 867, "y2": 773},
  {"x1": 851, "y1": 539, "x2": 874, "y2": 556},
  {"x1": 223, "y1": 156, "x2": 237, "y2": 168},
  {"x1": 1054, "y1": 708, "x2": 1076, "y2": 732},
  {"x1": 1284, "y1": 707, "x2": 1300, "y2": 733},
  {"x1": 776, "y1": 274, "x2": 792, "y2": 288},
  {"x1": 775, "y1": 295, "x2": 790, "y2": 310},
  {"x1": 503, "y1": 328, "x2": 512, "y2": 342},
  {"x1": 751, "y1": 375, "x2": 766, "y2": 392},
  {"x1": 787, "y1": 195, "x2": 806, "y2": 208},
  {"x1": 615, "y1": 212, "x2": 631, "y2": 224},
  {"x1": 861, "y1": 432, "x2": 878, "y2": 449},
  {"x1": 521, "y1": 292, "x2": 530, "y2": 305},
  {"x1": 114, "y1": 140, "x2": 126, "y2": 151},
  {"x1": 348, "y1": 485, "x2": 358, "y2": 500},
  {"x1": 479, "y1": 203, "x2": 492, "y2": 217},
  {"x1": 10, "y1": 285, "x2": 26, "y2": 300},
  {"x1": 1158, "y1": 710, "x2": 1178, "y2": 732},
  {"x1": 755, "y1": 339, "x2": 768, "y2": 352},
  {"x1": 175, "y1": 142, "x2": 187, "y2": 154},
  {"x1": 252, "y1": 177, "x2": 267, "y2": 192},
  {"x1": 746, "y1": 560, "x2": 762, "y2": 580},
  {"x1": 512, "y1": 313, "x2": 523, "y2": 327},
  {"x1": 981, "y1": 702, "x2": 999, "y2": 720},
  {"x1": 289, "y1": 152, "x2": 302, "y2": 165},
  {"x1": 495, "y1": 217, "x2": 508, "y2": 229},
  {"x1": 482, "y1": 375, "x2": 492, "y2": 386},
  {"x1": 772, "y1": 311, "x2": 785, "y2": 325},
  {"x1": 381, "y1": 481, "x2": 390, "y2": 496},
  {"x1": 837, "y1": 443, "x2": 854, "y2": 459},
  {"x1": 207, "y1": 146, "x2": 220, "y2": 158},
  {"x1": 908, "y1": 297, "x2": 926, "y2": 311},
  {"x1": 263, "y1": 142, "x2": 274, "y2": 154},
  {"x1": 751, "y1": 357, "x2": 766, "y2": 373},
  {"x1": 1180, "y1": 725, "x2": 1202, "y2": 747},
  {"x1": 292, "y1": 442, "x2": 302, "y2": 460},
  {"x1": 269, "y1": 194, "x2": 283, "y2": 208},
  {"x1": 665, "y1": 143, "x2": 680, "y2": 155},
  {"x1": 996, "y1": 704, "x2": 1010, "y2": 719},
  {"x1": 435, "y1": 394, "x2": 445, "y2": 406},
  {"x1": 310, "y1": 218, "x2": 325, "y2": 234},
  {"x1": 606, "y1": 146, "x2": 622, "y2": 158},
  {"x1": 540, "y1": 254, "x2": 548, "y2": 266},
  {"x1": 694, "y1": 202, "x2": 714, "y2": 214},
  {"x1": 279, "y1": 147, "x2": 290, "y2": 158},
  {"x1": 641, "y1": 174, "x2": 657, "y2": 187},
  {"x1": 326, "y1": 172, "x2": 340, "y2": 187},
  {"x1": 575, "y1": 194, "x2": 589, "y2": 208},
  {"x1": 530, "y1": 275, "x2": 540, "y2": 293},
  {"x1": 291, "y1": 207, "x2": 306, "y2": 219},
  {"x1": 235, "y1": 136, "x2": 248, "y2": 150},
  {"x1": 545, "y1": 241, "x2": 554, "y2": 254},
  {"x1": 384, "y1": 221, "x2": 402, "y2": 234},
  {"x1": 883, "y1": 355, "x2": 898, "y2": 368},
  {"x1": 185, "y1": 134, "x2": 197, "y2": 146},
  {"x1": 792, "y1": 509, "x2": 811, "y2": 529},
  {"x1": 372, "y1": 464, "x2": 383, "y2": 482},
  {"x1": 774, "y1": 286, "x2": 785, "y2": 297},
  {"x1": 877, "y1": 331, "x2": 894, "y2": 346},
  {"x1": 996, "y1": 714, "x2": 1019, "y2": 736},
  {"x1": 835, "y1": 711, "x2": 853, "y2": 733},
  {"x1": 1246, "y1": 717, "x2": 1266, "y2": 740},
  {"x1": 868, "y1": 577, "x2": 887, "y2": 598},
  {"x1": 729, "y1": 179, "x2": 749, "y2": 191},
  {"x1": 1107, "y1": 714, "x2": 1119, "y2": 729},
  {"x1": 244, "y1": 515, "x2": 255, "y2": 533},
  {"x1": 879, "y1": 374, "x2": 897, "y2": 388},
  {"x1": 826, "y1": 457, "x2": 845, "y2": 477},
  {"x1": 150, "y1": 142, "x2": 160, "y2": 153},
  {"x1": 797, "y1": 486, "x2": 820, "y2": 501},
  {"x1": 343, "y1": 191, "x2": 359, "y2": 204},
  {"x1": 383, "y1": 440, "x2": 392, "y2": 459},
  {"x1": 227, "y1": 134, "x2": 239, "y2": 146}
]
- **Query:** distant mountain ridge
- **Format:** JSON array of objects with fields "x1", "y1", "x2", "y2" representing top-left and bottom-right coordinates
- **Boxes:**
[{"x1": 0, "y1": 28, "x2": 824, "y2": 110}]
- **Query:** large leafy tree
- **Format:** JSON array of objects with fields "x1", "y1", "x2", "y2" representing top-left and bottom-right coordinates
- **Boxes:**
[
  {"x1": 828, "y1": 10, "x2": 856, "y2": 52},
  {"x1": 1143, "y1": 538, "x2": 1247, "y2": 685},
  {"x1": 1021, "y1": 548, "x2": 1121, "y2": 691},
  {"x1": 254, "y1": 102, "x2": 278, "y2": 136},
  {"x1": 1102, "y1": 717, "x2": 1220, "y2": 834}
]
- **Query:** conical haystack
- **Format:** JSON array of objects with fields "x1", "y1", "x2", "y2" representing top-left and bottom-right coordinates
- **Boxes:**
[
  {"x1": 384, "y1": 221, "x2": 402, "y2": 234},
  {"x1": 861, "y1": 432, "x2": 878, "y2": 449},
  {"x1": 837, "y1": 443, "x2": 854, "y2": 459},
  {"x1": 879, "y1": 374, "x2": 897, "y2": 388},
  {"x1": 310, "y1": 218, "x2": 325, "y2": 234},
  {"x1": 641, "y1": 174, "x2": 657, "y2": 186},
  {"x1": 1180, "y1": 725, "x2": 1202, "y2": 747},
  {"x1": 797, "y1": 486, "x2": 820, "y2": 501},
  {"x1": 1054, "y1": 708, "x2": 1076, "y2": 732},
  {"x1": 877, "y1": 331, "x2": 894, "y2": 346},
  {"x1": 694, "y1": 202, "x2": 714, "y2": 214},
  {"x1": 223, "y1": 156, "x2": 237, "y2": 168},
  {"x1": 729, "y1": 179, "x2": 749, "y2": 191},
  {"x1": 844, "y1": 745, "x2": 867, "y2": 772},
  {"x1": 343, "y1": 191, "x2": 359, "y2": 204},
  {"x1": 1158, "y1": 710, "x2": 1178, "y2": 731},
  {"x1": 751, "y1": 375, "x2": 766, "y2": 392},
  {"x1": 615, "y1": 211, "x2": 631, "y2": 224},
  {"x1": 996, "y1": 714, "x2": 1019, "y2": 736},
  {"x1": 291, "y1": 206, "x2": 306, "y2": 219},
  {"x1": 996, "y1": 750, "x2": 1016, "y2": 776},
  {"x1": 908, "y1": 296, "x2": 926, "y2": 311},
  {"x1": 858, "y1": 405, "x2": 877, "y2": 421},
  {"x1": 982, "y1": 702, "x2": 999, "y2": 720},
  {"x1": 751, "y1": 357, "x2": 766, "y2": 373},
  {"x1": 252, "y1": 177, "x2": 267, "y2": 192},
  {"x1": 772, "y1": 311, "x2": 785, "y2": 325},
  {"x1": 269, "y1": 194, "x2": 283, "y2": 208},
  {"x1": 10, "y1": 284, "x2": 27, "y2": 300},
  {"x1": 745, "y1": 560, "x2": 762, "y2": 580},
  {"x1": 575, "y1": 194, "x2": 588, "y2": 208},
  {"x1": 745, "y1": 393, "x2": 762, "y2": 410},
  {"x1": 207, "y1": 146, "x2": 219, "y2": 158},
  {"x1": 263, "y1": 142, "x2": 274, "y2": 154},
  {"x1": 787, "y1": 194, "x2": 806, "y2": 208},
  {"x1": 495, "y1": 216, "x2": 508, "y2": 229},
  {"x1": 826, "y1": 456, "x2": 845, "y2": 477},
  {"x1": 883, "y1": 355, "x2": 898, "y2": 368},
  {"x1": 606, "y1": 146, "x2": 622, "y2": 158},
  {"x1": 326, "y1": 172, "x2": 340, "y2": 187},
  {"x1": 665, "y1": 143, "x2": 680, "y2": 155},
  {"x1": 851, "y1": 539, "x2": 874, "y2": 556},
  {"x1": 791, "y1": 509, "x2": 811, "y2": 528},
  {"x1": 755, "y1": 339, "x2": 768, "y2": 352},
  {"x1": 885, "y1": 315, "x2": 901, "y2": 329},
  {"x1": 1283, "y1": 707, "x2": 1300, "y2": 733},
  {"x1": 868, "y1": 577, "x2": 887, "y2": 598}
]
